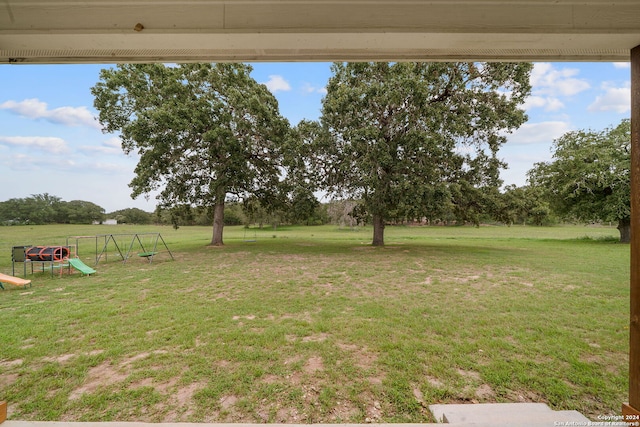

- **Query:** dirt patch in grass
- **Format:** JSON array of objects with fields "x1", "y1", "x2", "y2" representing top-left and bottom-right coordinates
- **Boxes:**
[
  {"x1": 232, "y1": 314, "x2": 256, "y2": 321},
  {"x1": 457, "y1": 368, "x2": 481, "y2": 381},
  {"x1": 337, "y1": 342, "x2": 379, "y2": 372},
  {"x1": 0, "y1": 373, "x2": 19, "y2": 388},
  {"x1": 304, "y1": 356, "x2": 324, "y2": 374},
  {"x1": 69, "y1": 361, "x2": 128, "y2": 400},
  {"x1": 362, "y1": 394, "x2": 383, "y2": 422},
  {"x1": 0, "y1": 359, "x2": 23, "y2": 368},
  {"x1": 160, "y1": 381, "x2": 206, "y2": 422},
  {"x1": 124, "y1": 350, "x2": 168, "y2": 364},
  {"x1": 330, "y1": 399, "x2": 361, "y2": 421},
  {"x1": 130, "y1": 377, "x2": 154, "y2": 389},
  {"x1": 475, "y1": 383, "x2": 496, "y2": 399},
  {"x1": 213, "y1": 360, "x2": 235, "y2": 369},
  {"x1": 426, "y1": 376, "x2": 444, "y2": 388},
  {"x1": 175, "y1": 382, "x2": 203, "y2": 405},
  {"x1": 219, "y1": 394, "x2": 238, "y2": 409},
  {"x1": 279, "y1": 311, "x2": 316, "y2": 323},
  {"x1": 276, "y1": 406, "x2": 305, "y2": 423},
  {"x1": 69, "y1": 351, "x2": 169, "y2": 400},
  {"x1": 261, "y1": 374, "x2": 280, "y2": 384},
  {"x1": 412, "y1": 385, "x2": 426, "y2": 405},
  {"x1": 506, "y1": 389, "x2": 547, "y2": 403},
  {"x1": 42, "y1": 354, "x2": 76, "y2": 363},
  {"x1": 302, "y1": 333, "x2": 328, "y2": 342}
]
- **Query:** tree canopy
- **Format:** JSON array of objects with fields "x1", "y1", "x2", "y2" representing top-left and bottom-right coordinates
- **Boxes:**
[
  {"x1": 302, "y1": 62, "x2": 532, "y2": 245},
  {"x1": 0, "y1": 194, "x2": 106, "y2": 225},
  {"x1": 109, "y1": 208, "x2": 154, "y2": 225},
  {"x1": 91, "y1": 63, "x2": 290, "y2": 245},
  {"x1": 493, "y1": 184, "x2": 552, "y2": 226},
  {"x1": 528, "y1": 119, "x2": 631, "y2": 242}
]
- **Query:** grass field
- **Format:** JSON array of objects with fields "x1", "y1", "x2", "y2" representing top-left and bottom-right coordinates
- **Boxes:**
[{"x1": 0, "y1": 223, "x2": 630, "y2": 422}]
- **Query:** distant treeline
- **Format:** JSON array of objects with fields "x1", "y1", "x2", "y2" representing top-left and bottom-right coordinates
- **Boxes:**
[
  {"x1": 0, "y1": 189, "x2": 554, "y2": 229},
  {"x1": 0, "y1": 193, "x2": 330, "y2": 227}
]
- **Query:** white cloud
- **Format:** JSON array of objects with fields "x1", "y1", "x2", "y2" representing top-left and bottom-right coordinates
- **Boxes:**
[
  {"x1": 0, "y1": 136, "x2": 69, "y2": 154},
  {"x1": 523, "y1": 95, "x2": 564, "y2": 112},
  {"x1": 0, "y1": 153, "x2": 78, "y2": 172},
  {"x1": 301, "y1": 82, "x2": 327, "y2": 95},
  {"x1": 504, "y1": 152, "x2": 552, "y2": 164},
  {"x1": 48, "y1": 158, "x2": 77, "y2": 169},
  {"x1": 504, "y1": 121, "x2": 572, "y2": 145},
  {"x1": 588, "y1": 83, "x2": 631, "y2": 113},
  {"x1": 103, "y1": 137, "x2": 122, "y2": 149},
  {"x1": 80, "y1": 138, "x2": 123, "y2": 156},
  {"x1": 0, "y1": 98, "x2": 101, "y2": 129},
  {"x1": 0, "y1": 153, "x2": 35, "y2": 171},
  {"x1": 80, "y1": 145, "x2": 122, "y2": 156},
  {"x1": 523, "y1": 96, "x2": 546, "y2": 109},
  {"x1": 263, "y1": 75, "x2": 291, "y2": 93},
  {"x1": 88, "y1": 162, "x2": 130, "y2": 174},
  {"x1": 613, "y1": 62, "x2": 630, "y2": 69},
  {"x1": 530, "y1": 63, "x2": 590, "y2": 97}
]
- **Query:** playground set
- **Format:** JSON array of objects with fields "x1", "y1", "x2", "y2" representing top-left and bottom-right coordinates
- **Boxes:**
[
  {"x1": 0, "y1": 232, "x2": 173, "y2": 290},
  {"x1": 0, "y1": 244, "x2": 92, "y2": 290},
  {"x1": 67, "y1": 232, "x2": 174, "y2": 265},
  {"x1": 11, "y1": 244, "x2": 95, "y2": 277}
]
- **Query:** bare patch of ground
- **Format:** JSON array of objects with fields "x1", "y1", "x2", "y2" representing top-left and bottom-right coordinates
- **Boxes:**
[
  {"x1": 363, "y1": 395, "x2": 383, "y2": 422},
  {"x1": 506, "y1": 389, "x2": 547, "y2": 403},
  {"x1": 302, "y1": 332, "x2": 328, "y2": 343},
  {"x1": 330, "y1": 399, "x2": 360, "y2": 421},
  {"x1": 412, "y1": 385, "x2": 426, "y2": 405},
  {"x1": 121, "y1": 350, "x2": 168, "y2": 366},
  {"x1": 0, "y1": 373, "x2": 19, "y2": 388},
  {"x1": 69, "y1": 360, "x2": 128, "y2": 400},
  {"x1": 457, "y1": 368, "x2": 481, "y2": 381},
  {"x1": 69, "y1": 351, "x2": 168, "y2": 400},
  {"x1": 213, "y1": 360, "x2": 234, "y2": 369},
  {"x1": 0, "y1": 359, "x2": 22, "y2": 368},
  {"x1": 276, "y1": 406, "x2": 304, "y2": 423},
  {"x1": 475, "y1": 383, "x2": 496, "y2": 399},
  {"x1": 42, "y1": 354, "x2": 75, "y2": 363},
  {"x1": 337, "y1": 342, "x2": 378, "y2": 370},
  {"x1": 367, "y1": 376, "x2": 384, "y2": 385},
  {"x1": 427, "y1": 375, "x2": 444, "y2": 388},
  {"x1": 160, "y1": 381, "x2": 206, "y2": 422},
  {"x1": 130, "y1": 377, "x2": 154, "y2": 388},
  {"x1": 219, "y1": 395, "x2": 238, "y2": 409},
  {"x1": 261, "y1": 374, "x2": 280, "y2": 384},
  {"x1": 175, "y1": 381, "x2": 203, "y2": 406},
  {"x1": 304, "y1": 356, "x2": 324, "y2": 374}
]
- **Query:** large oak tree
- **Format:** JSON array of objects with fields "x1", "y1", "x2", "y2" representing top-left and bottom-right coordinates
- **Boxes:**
[
  {"x1": 528, "y1": 120, "x2": 631, "y2": 242},
  {"x1": 92, "y1": 63, "x2": 290, "y2": 245},
  {"x1": 305, "y1": 62, "x2": 532, "y2": 245}
]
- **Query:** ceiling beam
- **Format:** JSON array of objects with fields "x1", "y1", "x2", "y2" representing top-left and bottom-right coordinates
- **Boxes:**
[{"x1": 1, "y1": 1, "x2": 640, "y2": 63}]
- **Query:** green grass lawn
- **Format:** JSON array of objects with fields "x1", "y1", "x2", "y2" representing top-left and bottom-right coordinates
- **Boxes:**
[{"x1": 0, "y1": 223, "x2": 629, "y2": 422}]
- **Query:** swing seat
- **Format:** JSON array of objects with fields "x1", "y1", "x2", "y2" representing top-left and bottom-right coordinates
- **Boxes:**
[{"x1": 138, "y1": 251, "x2": 158, "y2": 258}]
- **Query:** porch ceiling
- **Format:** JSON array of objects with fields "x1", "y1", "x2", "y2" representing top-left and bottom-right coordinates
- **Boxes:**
[{"x1": 1, "y1": 0, "x2": 639, "y2": 64}]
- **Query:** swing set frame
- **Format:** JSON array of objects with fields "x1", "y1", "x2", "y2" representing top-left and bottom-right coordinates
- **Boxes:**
[{"x1": 66, "y1": 233, "x2": 174, "y2": 266}]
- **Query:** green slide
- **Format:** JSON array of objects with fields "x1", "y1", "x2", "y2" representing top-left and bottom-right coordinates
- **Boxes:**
[{"x1": 68, "y1": 258, "x2": 97, "y2": 276}]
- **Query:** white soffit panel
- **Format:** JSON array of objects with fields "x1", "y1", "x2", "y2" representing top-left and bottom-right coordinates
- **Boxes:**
[{"x1": 1, "y1": 0, "x2": 639, "y2": 63}]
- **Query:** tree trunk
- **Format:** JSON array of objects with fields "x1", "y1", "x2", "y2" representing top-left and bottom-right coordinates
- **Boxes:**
[
  {"x1": 372, "y1": 214, "x2": 385, "y2": 246},
  {"x1": 210, "y1": 199, "x2": 225, "y2": 246},
  {"x1": 618, "y1": 217, "x2": 631, "y2": 243}
]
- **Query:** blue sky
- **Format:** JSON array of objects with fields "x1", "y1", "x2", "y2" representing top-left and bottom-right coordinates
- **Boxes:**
[{"x1": 0, "y1": 62, "x2": 631, "y2": 213}]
